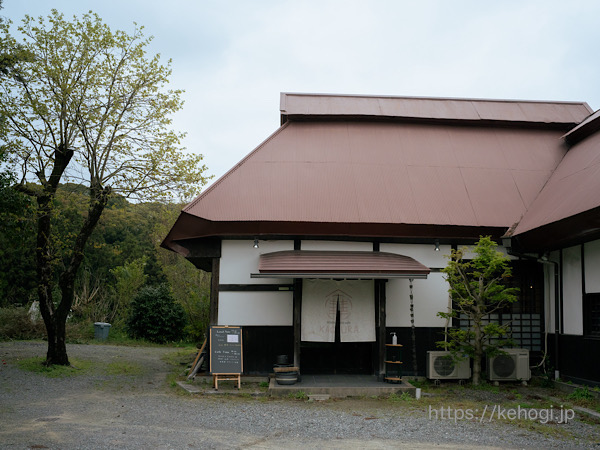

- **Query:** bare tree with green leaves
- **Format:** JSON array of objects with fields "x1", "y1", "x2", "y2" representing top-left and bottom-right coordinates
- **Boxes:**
[
  {"x1": 0, "y1": 10, "x2": 211, "y2": 365},
  {"x1": 438, "y1": 236, "x2": 519, "y2": 385}
]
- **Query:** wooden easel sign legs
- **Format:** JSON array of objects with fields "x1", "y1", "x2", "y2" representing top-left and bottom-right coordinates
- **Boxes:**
[
  {"x1": 213, "y1": 373, "x2": 241, "y2": 390},
  {"x1": 209, "y1": 326, "x2": 243, "y2": 390}
]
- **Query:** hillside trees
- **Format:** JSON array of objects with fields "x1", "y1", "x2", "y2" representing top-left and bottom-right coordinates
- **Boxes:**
[{"x1": 0, "y1": 10, "x2": 210, "y2": 365}]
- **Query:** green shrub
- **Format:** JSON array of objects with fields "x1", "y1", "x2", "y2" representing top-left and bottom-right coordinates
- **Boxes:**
[
  {"x1": 125, "y1": 284, "x2": 186, "y2": 343},
  {"x1": 65, "y1": 318, "x2": 95, "y2": 343},
  {"x1": 568, "y1": 387, "x2": 595, "y2": 402},
  {"x1": 0, "y1": 306, "x2": 46, "y2": 340}
]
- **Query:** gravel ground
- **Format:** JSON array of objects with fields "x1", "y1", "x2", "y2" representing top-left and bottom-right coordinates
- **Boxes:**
[{"x1": 1, "y1": 341, "x2": 599, "y2": 449}]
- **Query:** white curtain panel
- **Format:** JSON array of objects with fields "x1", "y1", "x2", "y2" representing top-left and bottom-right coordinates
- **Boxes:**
[{"x1": 301, "y1": 279, "x2": 375, "y2": 342}]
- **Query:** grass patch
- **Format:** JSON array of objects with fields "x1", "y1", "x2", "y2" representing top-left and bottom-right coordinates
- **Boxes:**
[
  {"x1": 161, "y1": 346, "x2": 198, "y2": 391},
  {"x1": 16, "y1": 357, "x2": 95, "y2": 378},
  {"x1": 471, "y1": 381, "x2": 500, "y2": 394},
  {"x1": 105, "y1": 360, "x2": 144, "y2": 376},
  {"x1": 388, "y1": 392, "x2": 413, "y2": 402},
  {"x1": 161, "y1": 346, "x2": 198, "y2": 367},
  {"x1": 407, "y1": 378, "x2": 430, "y2": 389},
  {"x1": 288, "y1": 390, "x2": 308, "y2": 400},
  {"x1": 568, "y1": 387, "x2": 595, "y2": 402}
]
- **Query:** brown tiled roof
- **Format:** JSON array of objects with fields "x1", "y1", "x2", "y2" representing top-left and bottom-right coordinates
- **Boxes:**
[
  {"x1": 280, "y1": 93, "x2": 591, "y2": 126},
  {"x1": 562, "y1": 109, "x2": 600, "y2": 146},
  {"x1": 184, "y1": 121, "x2": 567, "y2": 227},
  {"x1": 254, "y1": 250, "x2": 430, "y2": 279},
  {"x1": 164, "y1": 94, "x2": 594, "y2": 249},
  {"x1": 512, "y1": 113, "x2": 600, "y2": 246}
]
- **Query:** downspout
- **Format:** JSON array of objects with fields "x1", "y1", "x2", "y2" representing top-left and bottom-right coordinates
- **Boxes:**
[{"x1": 536, "y1": 256, "x2": 560, "y2": 378}]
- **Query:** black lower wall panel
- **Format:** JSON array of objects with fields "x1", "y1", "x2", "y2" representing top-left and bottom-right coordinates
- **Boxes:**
[
  {"x1": 241, "y1": 326, "x2": 294, "y2": 374},
  {"x1": 241, "y1": 326, "x2": 448, "y2": 376},
  {"x1": 548, "y1": 333, "x2": 600, "y2": 385},
  {"x1": 386, "y1": 327, "x2": 446, "y2": 377}
]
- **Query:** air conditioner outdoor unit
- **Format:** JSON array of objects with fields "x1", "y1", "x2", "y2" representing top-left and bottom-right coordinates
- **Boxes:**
[
  {"x1": 488, "y1": 348, "x2": 531, "y2": 381},
  {"x1": 426, "y1": 351, "x2": 471, "y2": 380}
]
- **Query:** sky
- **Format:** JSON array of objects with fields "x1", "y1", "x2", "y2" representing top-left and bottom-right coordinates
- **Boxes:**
[{"x1": 3, "y1": 0, "x2": 600, "y2": 187}]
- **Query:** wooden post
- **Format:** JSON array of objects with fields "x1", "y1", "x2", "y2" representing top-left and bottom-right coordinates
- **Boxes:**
[
  {"x1": 377, "y1": 279, "x2": 387, "y2": 380},
  {"x1": 293, "y1": 278, "x2": 302, "y2": 369},
  {"x1": 209, "y1": 257, "x2": 220, "y2": 326}
]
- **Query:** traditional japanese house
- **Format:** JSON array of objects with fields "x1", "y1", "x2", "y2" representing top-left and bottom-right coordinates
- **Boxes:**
[{"x1": 163, "y1": 93, "x2": 600, "y2": 384}]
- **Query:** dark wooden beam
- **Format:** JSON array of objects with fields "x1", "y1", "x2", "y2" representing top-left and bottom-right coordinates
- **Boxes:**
[
  {"x1": 377, "y1": 279, "x2": 387, "y2": 379},
  {"x1": 209, "y1": 257, "x2": 220, "y2": 326},
  {"x1": 219, "y1": 284, "x2": 294, "y2": 292},
  {"x1": 293, "y1": 278, "x2": 302, "y2": 369}
]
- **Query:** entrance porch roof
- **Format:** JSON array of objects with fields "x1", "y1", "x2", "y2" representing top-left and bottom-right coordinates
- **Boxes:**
[{"x1": 251, "y1": 250, "x2": 430, "y2": 279}]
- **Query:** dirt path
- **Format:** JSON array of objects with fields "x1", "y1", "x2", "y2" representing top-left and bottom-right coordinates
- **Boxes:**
[{"x1": 1, "y1": 341, "x2": 598, "y2": 449}]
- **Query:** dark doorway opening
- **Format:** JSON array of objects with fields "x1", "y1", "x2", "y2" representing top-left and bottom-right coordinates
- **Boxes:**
[
  {"x1": 300, "y1": 341, "x2": 373, "y2": 374},
  {"x1": 300, "y1": 300, "x2": 373, "y2": 374}
]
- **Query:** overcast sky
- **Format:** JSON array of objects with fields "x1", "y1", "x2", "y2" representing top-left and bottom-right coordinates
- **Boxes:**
[{"x1": 4, "y1": 1, "x2": 600, "y2": 187}]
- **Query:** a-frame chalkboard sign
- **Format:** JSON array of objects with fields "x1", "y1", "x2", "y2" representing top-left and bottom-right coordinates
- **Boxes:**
[{"x1": 209, "y1": 326, "x2": 243, "y2": 389}]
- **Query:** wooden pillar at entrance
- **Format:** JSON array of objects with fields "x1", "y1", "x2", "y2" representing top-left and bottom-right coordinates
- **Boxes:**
[
  {"x1": 377, "y1": 279, "x2": 387, "y2": 379},
  {"x1": 293, "y1": 278, "x2": 302, "y2": 368},
  {"x1": 209, "y1": 257, "x2": 220, "y2": 326}
]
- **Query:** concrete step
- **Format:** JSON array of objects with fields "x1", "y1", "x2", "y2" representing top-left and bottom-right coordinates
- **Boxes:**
[{"x1": 269, "y1": 375, "x2": 416, "y2": 398}]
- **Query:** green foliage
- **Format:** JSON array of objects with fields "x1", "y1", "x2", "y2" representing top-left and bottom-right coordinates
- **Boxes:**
[
  {"x1": 0, "y1": 307, "x2": 46, "y2": 340},
  {"x1": 568, "y1": 387, "x2": 595, "y2": 402},
  {"x1": 152, "y1": 204, "x2": 211, "y2": 342},
  {"x1": 438, "y1": 236, "x2": 519, "y2": 385},
  {"x1": 436, "y1": 325, "x2": 514, "y2": 360},
  {"x1": 16, "y1": 357, "x2": 94, "y2": 377},
  {"x1": 0, "y1": 173, "x2": 36, "y2": 307},
  {"x1": 0, "y1": 9, "x2": 211, "y2": 202},
  {"x1": 0, "y1": 186, "x2": 210, "y2": 340},
  {"x1": 109, "y1": 257, "x2": 147, "y2": 323},
  {"x1": 388, "y1": 392, "x2": 413, "y2": 402},
  {"x1": 126, "y1": 284, "x2": 187, "y2": 343},
  {"x1": 287, "y1": 390, "x2": 308, "y2": 400},
  {"x1": 0, "y1": 9, "x2": 211, "y2": 364}
]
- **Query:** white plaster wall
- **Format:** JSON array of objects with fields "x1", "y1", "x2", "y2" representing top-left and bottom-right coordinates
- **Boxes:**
[
  {"x1": 386, "y1": 272, "x2": 449, "y2": 327},
  {"x1": 220, "y1": 240, "x2": 294, "y2": 284},
  {"x1": 562, "y1": 245, "x2": 583, "y2": 335},
  {"x1": 218, "y1": 291, "x2": 293, "y2": 326},
  {"x1": 380, "y1": 243, "x2": 449, "y2": 268},
  {"x1": 585, "y1": 240, "x2": 600, "y2": 293},
  {"x1": 301, "y1": 240, "x2": 373, "y2": 251}
]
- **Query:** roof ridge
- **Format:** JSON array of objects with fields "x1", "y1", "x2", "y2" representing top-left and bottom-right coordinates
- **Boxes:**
[
  {"x1": 281, "y1": 92, "x2": 591, "y2": 107},
  {"x1": 184, "y1": 122, "x2": 291, "y2": 212}
]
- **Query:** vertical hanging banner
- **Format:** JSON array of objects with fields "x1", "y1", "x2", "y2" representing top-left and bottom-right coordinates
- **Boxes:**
[{"x1": 301, "y1": 279, "x2": 375, "y2": 342}]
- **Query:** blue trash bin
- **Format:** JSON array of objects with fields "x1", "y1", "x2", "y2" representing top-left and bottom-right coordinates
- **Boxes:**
[{"x1": 94, "y1": 322, "x2": 111, "y2": 340}]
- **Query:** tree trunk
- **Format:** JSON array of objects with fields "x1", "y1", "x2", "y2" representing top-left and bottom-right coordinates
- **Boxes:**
[
  {"x1": 472, "y1": 316, "x2": 483, "y2": 385},
  {"x1": 31, "y1": 143, "x2": 108, "y2": 366},
  {"x1": 51, "y1": 186, "x2": 111, "y2": 365},
  {"x1": 45, "y1": 316, "x2": 70, "y2": 365},
  {"x1": 36, "y1": 192, "x2": 71, "y2": 365}
]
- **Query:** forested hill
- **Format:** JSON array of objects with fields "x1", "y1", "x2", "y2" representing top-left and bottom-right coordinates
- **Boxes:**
[{"x1": 0, "y1": 183, "x2": 210, "y2": 341}]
